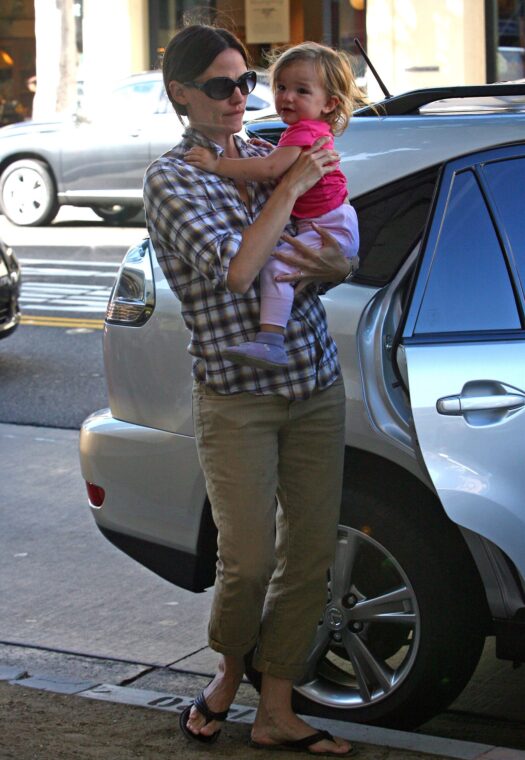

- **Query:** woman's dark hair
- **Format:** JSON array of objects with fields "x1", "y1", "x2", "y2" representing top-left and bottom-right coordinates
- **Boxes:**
[{"x1": 162, "y1": 25, "x2": 249, "y2": 117}]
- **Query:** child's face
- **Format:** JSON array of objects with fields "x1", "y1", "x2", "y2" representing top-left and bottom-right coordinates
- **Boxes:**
[{"x1": 274, "y1": 60, "x2": 337, "y2": 126}]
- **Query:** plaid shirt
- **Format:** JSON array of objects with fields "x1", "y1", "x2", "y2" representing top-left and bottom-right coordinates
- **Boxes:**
[{"x1": 143, "y1": 128, "x2": 341, "y2": 400}]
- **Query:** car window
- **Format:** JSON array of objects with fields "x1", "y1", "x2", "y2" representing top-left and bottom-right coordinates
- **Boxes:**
[
  {"x1": 246, "y1": 92, "x2": 271, "y2": 111},
  {"x1": 351, "y1": 167, "x2": 439, "y2": 286},
  {"x1": 482, "y1": 157, "x2": 525, "y2": 299},
  {"x1": 104, "y1": 79, "x2": 163, "y2": 118},
  {"x1": 414, "y1": 169, "x2": 521, "y2": 334}
]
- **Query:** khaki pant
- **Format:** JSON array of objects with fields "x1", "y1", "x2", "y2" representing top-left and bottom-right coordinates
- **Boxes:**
[{"x1": 192, "y1": 377, "x2": 345, "y2": 680}]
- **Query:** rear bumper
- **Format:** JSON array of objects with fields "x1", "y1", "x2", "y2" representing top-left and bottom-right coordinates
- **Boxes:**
[{"x1": 79, "y1": 409, "x2": 215, "y2": 592}]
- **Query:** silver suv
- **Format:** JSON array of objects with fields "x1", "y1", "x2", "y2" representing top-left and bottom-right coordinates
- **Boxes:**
[{"x1": 79, "y1": 83, "x2": 525, "y2": 730}]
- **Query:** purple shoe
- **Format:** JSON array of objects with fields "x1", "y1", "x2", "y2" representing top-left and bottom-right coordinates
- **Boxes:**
[{"x1": 223, "y1": 332, "x2": 288, "y2": 369}]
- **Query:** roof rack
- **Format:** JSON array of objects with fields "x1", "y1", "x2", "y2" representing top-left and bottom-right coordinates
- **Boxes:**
[{"x1": 355, "y1": 83, "x2": 525, "y2": 117}]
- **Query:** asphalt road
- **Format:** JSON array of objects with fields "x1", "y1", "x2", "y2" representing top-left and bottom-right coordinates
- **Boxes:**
[{"x1": 0, "y1": 207, "x2": 143, "y2": 429}]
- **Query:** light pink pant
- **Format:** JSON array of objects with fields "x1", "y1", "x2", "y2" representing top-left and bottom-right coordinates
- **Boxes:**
[{"x1": 260, "y1": 203, "x2": 359, "y2": 328}]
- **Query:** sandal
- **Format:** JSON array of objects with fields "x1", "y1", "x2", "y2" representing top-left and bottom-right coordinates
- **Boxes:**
[
  {"x1": 250, "y1": 729, "x2": 354, "y2": 756},
  {"x1": 179, "y1": 691, "x2": 229, "y2": 744}
]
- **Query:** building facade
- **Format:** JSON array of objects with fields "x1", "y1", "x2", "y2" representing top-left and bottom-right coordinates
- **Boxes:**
[{"x1": 0, "y1": 0, "x2": 523, "y2": 121}]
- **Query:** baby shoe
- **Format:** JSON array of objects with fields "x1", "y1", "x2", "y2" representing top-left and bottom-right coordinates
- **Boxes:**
[{"x1": 223, "y1": 331, "x2": 287, "y2": 369}]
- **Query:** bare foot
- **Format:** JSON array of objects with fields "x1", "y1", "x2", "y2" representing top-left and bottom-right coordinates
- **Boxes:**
[
  {"x1": 252, "y1": 707, "x2": 352, "y2": 755},
  {"x1": 185, "y1": 655, "x2": 244, "y2": 739}
]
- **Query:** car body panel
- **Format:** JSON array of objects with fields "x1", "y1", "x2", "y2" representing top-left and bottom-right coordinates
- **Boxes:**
[
  {"x1": 80, "y1": 409, "x2": 206, "y2": 552},
  {"x1": 60, "y1": 118, "x2": 152, "y2": 198},
  {"x1": 251, "y1": 114, "x2": 525, "y2": 200},
  {"x1": 400, "y1": 143, "x2": 525, "y2": 579},
  {"x1": 104, "y1": 251, "x2": 194, "y2": 436},
  {"x1": 405, "y1": 341, "x2": 525, "y2": 578}
]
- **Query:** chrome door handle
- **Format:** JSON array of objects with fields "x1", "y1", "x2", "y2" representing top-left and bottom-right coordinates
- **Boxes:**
[{"x1": 437, "y1": 391, "x2": 525, "y2": 415}]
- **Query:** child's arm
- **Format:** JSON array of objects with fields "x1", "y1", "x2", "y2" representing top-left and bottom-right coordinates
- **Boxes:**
[{"x1": 184, "y1": 145, "x2": 302, "y2": 182}]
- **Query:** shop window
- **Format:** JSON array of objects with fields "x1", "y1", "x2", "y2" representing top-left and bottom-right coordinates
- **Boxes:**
[
  {"x1": 334, "y1": 0, "x2": 367, "y2": 88},
  {"x1": 497, "y1": 0, "x2": 525, "y2": 81}
]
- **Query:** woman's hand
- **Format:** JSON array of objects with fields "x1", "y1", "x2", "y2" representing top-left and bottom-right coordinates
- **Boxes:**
[
  {"x1": 280, "y1": 136, "x2": 340, "y2": 199},
  {"x1": 274, "y1": 224, "x2": 358, "y2": 293}
]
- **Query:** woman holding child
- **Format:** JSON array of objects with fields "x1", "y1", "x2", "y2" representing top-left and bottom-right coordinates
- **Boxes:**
[{"x1": 143, "y1": 22, "x2": 359, "y2": 756}]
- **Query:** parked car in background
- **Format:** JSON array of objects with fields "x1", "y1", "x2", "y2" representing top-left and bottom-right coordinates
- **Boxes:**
[
  {"x1": 0, "y1": 70, "x2": 275, "y2": 227},
  {"x1": 80, "y1": 82, "x2": 525, "y2": 730},
  {"x1": 0, "y1": 236, "x2": 20, "y2": 339}
]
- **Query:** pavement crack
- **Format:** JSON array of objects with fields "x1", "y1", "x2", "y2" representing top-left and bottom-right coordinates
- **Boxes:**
[{"x1": 118, "y1": 666, "x2": 158, "y2": 687}]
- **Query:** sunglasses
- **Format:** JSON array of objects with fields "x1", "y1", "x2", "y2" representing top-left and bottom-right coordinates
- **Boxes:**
[{"x1": 184, "y1": 70, "x2": 257, "y2": 100}]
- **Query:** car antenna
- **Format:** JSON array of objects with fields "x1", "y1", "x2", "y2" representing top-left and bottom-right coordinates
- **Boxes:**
[{"x1": 354, "y1": 37, "x2": 392, "y2": 99}]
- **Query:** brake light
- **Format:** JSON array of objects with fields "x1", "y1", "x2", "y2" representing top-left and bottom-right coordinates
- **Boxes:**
[
  {"x1": 86, "y1": 482, "x2": 105, "y2": 507},
  {"x1": 106, "y1": 238, "x2": 155, "y2": 326}
]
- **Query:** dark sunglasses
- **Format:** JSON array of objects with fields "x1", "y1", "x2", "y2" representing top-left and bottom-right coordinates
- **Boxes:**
[{"x1": 184, "y1": 70, "x2": 257, "y2": 100}]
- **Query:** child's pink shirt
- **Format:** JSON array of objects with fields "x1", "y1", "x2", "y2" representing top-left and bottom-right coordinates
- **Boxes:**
[{"x1": 277, "y1": 119, "x2": 348, "y2": 219}]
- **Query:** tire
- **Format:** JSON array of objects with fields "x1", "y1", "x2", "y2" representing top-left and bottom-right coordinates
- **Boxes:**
[
  {"x1": 245, "y1": 482, "x2": 488, "y2": 729},
  {"x1": 0, "y1": 159, "x2": 59, "y2": 226},
  {"x1": 91, "y1": 204, "x2": 140, "y2": 225}
]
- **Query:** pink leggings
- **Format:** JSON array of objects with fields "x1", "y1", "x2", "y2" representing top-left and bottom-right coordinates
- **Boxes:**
[{"x1": 260, "y1": 203, "x2": 359, "y2": 328}]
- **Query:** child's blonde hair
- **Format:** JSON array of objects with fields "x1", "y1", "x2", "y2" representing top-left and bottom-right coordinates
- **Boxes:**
[{"x1": 269, "y1": 41, "x2": 364, "y2": 136}]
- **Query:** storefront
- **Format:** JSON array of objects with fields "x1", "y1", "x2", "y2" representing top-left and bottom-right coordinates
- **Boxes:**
[
  {"x1": 146, "y1": 1, "x2": 366, "y2": 74},
  {"x1": 0, "y1": 0, "x2": 523, "y2": 121},
  {"x1": 144, "y1": 0, "x2": 523, "y2": 95}
]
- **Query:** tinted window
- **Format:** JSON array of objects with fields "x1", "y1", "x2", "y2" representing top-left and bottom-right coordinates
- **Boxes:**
[
  {"x1": 105, "y1": 80, "x2": 163, "y2": 118},
  {"x1": 415, "y1": 170, "x2": 521, "y2": 334},
  {"x1": 352, "y1": 167, "x2": 439, "y2": 286},
  {"x1": 246, "y1": 92, "x2": 271, "y2": 110},
  {"x1": 482, "y1": 157, "x2": 525, "y2": 296}
]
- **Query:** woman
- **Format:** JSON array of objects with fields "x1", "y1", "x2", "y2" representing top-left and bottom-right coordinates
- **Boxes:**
[{"x1": 143, "y1": 24, "x2": 354, "y2": 757}]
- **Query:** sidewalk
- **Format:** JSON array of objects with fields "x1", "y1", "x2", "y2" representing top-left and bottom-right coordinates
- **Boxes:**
[{"x1": 1, "y1": 645, "x2": 524, "y2": 760}]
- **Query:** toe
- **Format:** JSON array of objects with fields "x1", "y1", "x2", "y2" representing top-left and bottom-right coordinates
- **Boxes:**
[{"x1": 310, "y1": 734, "x2": 352, "y2": 755}]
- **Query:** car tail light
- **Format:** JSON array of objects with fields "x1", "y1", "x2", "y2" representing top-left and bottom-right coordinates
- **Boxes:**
[
  {"x1": 86, "y1": 482, "x2": 105, "y2": 507},
  {"x1": 106, "y1": 238, "x2": 155, "y2": 326}
]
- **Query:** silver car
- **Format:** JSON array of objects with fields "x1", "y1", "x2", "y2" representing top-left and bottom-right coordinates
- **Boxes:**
[
  {"x1": 0, "y1": 70, "x2": 275, "y2": 227},
  {"x1": 80, "y1": 82, "x2": 525, "y2": 729}
]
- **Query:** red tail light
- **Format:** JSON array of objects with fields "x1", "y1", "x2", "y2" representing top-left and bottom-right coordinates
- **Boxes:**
[{"x1": 86, "y1": 482, "x2": 105, "y2": 507}]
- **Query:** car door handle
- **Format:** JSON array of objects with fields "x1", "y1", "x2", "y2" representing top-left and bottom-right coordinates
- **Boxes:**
[{"x1": 437, "y1": 390, "x2": 525, "y2": 415}]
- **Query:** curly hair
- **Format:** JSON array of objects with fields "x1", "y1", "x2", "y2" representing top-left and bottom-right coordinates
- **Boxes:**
[{"x1": 269, "y1": 42, "x2": 365, "y2": 136}]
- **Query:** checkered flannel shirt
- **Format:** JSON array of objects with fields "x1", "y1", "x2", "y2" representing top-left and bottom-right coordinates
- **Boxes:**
[{"x1": 143, "y1": 127, "x2": 341, "y2": 400}]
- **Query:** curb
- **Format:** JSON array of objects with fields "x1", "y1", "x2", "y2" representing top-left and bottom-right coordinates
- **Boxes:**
[{"x1": 2, "y1": 668, "x2": 524, "y2": 760}]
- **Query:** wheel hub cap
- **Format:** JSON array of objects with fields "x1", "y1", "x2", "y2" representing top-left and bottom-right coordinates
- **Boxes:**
[{"x1": 326, "y1": 605, "x2": 345, "y2": 630}]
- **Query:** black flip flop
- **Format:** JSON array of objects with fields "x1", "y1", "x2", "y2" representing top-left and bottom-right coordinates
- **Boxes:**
[
  {"x1": 179, "y1": 691, "x2": 229, "y2": 744},
  {"x1": 250, "y1": 729, "x2": 355, "y2": 756}
]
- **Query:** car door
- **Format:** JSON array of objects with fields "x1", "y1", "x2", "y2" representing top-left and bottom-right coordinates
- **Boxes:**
[
  {"x1": 400, "y1": 144, "x2": 525, "y2": 578},
  {"x1": 148, "y1": 86, "x2": 185, "y2": 163},
  {"x1": 60, "y1": 76, "x2": 164, "y2": 200}
]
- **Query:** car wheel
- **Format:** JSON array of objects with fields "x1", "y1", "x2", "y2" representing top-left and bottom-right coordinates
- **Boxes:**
[
  {"x1": 91, "y1": 205, "x2": 140, "y2": 225},
  {"x1": 244, "y1": 484, "x2": 487, "y2": 729},
  {"x1": 0, "y1": 159, "x2": 59, "y2": 226}
]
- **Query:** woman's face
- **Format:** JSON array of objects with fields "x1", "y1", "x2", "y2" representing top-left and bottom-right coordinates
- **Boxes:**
[{"x1": 172, "y1": 48, "x2": 248, "y2": 142}]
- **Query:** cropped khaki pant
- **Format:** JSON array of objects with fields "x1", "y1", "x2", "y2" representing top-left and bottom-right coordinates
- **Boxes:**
[{"x1": 192, "y1": 378, "x2": 345, "y2": 680}]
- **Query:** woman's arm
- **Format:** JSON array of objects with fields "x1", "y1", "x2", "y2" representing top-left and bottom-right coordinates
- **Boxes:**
[
  {"x1": 226, "y1": 139, "x2": 337, "y2": 293},
  {"x1": 185, "y1": 145, "x2": 301, "y2": 182}
]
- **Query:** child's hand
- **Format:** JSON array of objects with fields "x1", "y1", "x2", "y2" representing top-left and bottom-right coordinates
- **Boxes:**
[
  {"x1": 248, "y1": 136, "x2": 275, "y2": 150},
  {"x1": 184, "y1": 147, "x2": 219, "y2": 172}
]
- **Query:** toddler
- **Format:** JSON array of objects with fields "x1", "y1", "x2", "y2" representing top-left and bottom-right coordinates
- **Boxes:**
[{"x1": 185, "y1": 41, "x2": 361, "y2": 369}]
